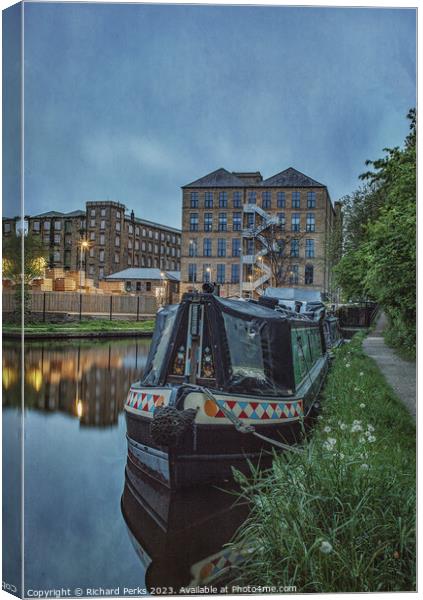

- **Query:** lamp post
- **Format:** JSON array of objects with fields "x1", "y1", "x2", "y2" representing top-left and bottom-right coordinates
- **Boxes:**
[{"x1": 79, "y1": 239, "x2": 89, "y2": 291}]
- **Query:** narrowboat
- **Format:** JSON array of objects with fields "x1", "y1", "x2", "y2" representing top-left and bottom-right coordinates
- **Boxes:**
[
  {"x1": 124, "y1": 287, "x2": 330, "y2": 489},
  {"x1": 121, "y1": 464, "x2": 249, "y2": 591}
]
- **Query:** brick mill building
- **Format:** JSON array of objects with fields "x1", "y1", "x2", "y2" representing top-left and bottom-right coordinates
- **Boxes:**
[
  {"x1": 3, "y1": 201, "x2": 181, "y2": 283},
  {"x1": 180, "y1": 167, "x2": 339, "y2": 298}
]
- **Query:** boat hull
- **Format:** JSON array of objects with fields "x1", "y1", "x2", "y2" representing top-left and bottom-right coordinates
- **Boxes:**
[{"x1": 125, "y1": 355, "x2": 328, "y2": 489}]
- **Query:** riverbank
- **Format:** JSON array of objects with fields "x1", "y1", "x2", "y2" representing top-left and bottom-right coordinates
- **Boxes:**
[
  {"x1": 2, "y1": 319, "x2": 155, "y2": 339},
  {"x1": 230, "y1": 333, "x2": 416, "y2": 592}
]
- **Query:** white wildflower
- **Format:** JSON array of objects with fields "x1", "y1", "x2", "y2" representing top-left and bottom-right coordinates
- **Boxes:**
[
  {"x1": 353, "y1": 419, "x2": 362, "y2": 425},
  {"x1": 323, "y1": 438, "x2": 337, "y2": 451},
  {"x1": 367, "y1": 435, "x2": 376, "y2": 443},
  {"x1": 345, "y1": 363, "x2": 351, "y2": 368},
  {"x1": 359, "y1": 371, "x2": 364, "y2": 377},
  {"x1": 360, "y1": 403, "x2": 366, "y2": 408},
  {"x1": 351, "y1": 423, "x2": 363, "y2": 432},
  {"x1": 319, "y1": 541, "x2": 333, "y2": 554},
  {"x1": 361, "y1": 464, "x2": 369, "y2": 470},
  {"x1": 323, "y1": 426, "x2": 331, "y2": 433},
  {"x1": 367, "y1": 425, "x2": 375, "y2": 432}
]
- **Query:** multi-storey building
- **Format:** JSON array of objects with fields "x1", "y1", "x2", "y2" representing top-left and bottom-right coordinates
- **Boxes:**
[
  {"x1": 3, "y1": 201, "x2": 181, "y2": 283},
  {"x1": 180, "y1": 167, "x2": 339, "y2": 298}
]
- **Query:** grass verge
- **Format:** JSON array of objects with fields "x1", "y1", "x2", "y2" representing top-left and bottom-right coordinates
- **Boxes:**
[
  {"x1": 2, "y1": 318, "x2": 155, "y2": 334},
  {"x1": 230, "y1": 333, "x2": 416, "y2": 592}
]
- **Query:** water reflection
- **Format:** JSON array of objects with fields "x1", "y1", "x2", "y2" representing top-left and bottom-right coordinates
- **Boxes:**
[
  {"x1": 122, "y1": 463, "x2": 249, "y2": 592},
  {"x1": 2, "y1": 338, "x2": 250, "y2": 593},
  {"x1": 3, "y1": 339, "x2": 150, "y2": 427}
]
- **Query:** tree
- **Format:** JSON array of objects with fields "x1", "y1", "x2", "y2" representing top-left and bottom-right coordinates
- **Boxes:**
[
  {"x1": 333, "y1": 108, "x2": 416, "y2": 353},
  {"x1": 258, "y1": 223, "x2": 308, "y2": 288},
  {"x1": 3, "y1": 231, "x2": 48, "y2": 319}
]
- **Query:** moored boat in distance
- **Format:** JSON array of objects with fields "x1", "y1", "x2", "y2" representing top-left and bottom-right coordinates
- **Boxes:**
[{"x1": 124, "y1": 285, "x2": 330, "y2": 490}]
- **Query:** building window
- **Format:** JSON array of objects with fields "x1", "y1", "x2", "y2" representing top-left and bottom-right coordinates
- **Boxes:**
[
  {"x1": 205, "y1": 192, "x2": 213, "y2": 208},
  {"x1": 289, "y1": 264, "x2": 299, "y2": 285},
  {"x1": 277, "y1": 213, "x2": 285, "y2": 230},
  {"x1": 142, "y1": 228, "x2": 146, "y2": 237},
  {"x1": 155, "y1": 231, "x2": 159, "y2": 240},
  {"x1": 233, "y1": 191, "x2": 242, "y2": 208},
  {"x1": 148, "y1": 242, "x2": 153, "y2": 252},
  {"x1": 203, "y1": 264, "x2": 211, "y2": 283},
  {"x1": 188, "y1": 263, "x2": 197, "y2": 283},
  {"x1": 216, "y1": 264, "x2": 225, "y2": 284},
  {"x1": 246, "y1": 213, "x2": 255, "y2": 228},
  {"x1": 136, "y1": 227, "x2": 140, "y2": 236},
  {"x1": 80, "y1": 219, "x2": 86, "y2": 230},
  {"x1": 128, "y1": 223, "x2": 133, "y2": 234},
  {"x1": 148, "y1": 230, "x2": 153, "y2": 238},
  {"x1": 90, "y1": 209, "x2": 96, "y2": 217},
  {"x1": 128, "y1": 255, "x2": 132, "y2": 266},
  {"x1": 116, "y1": 211, "x2": 121, "y2": 219},
  {"x1": 247, "y1": 191, "x2": 256, "y2": 204},
  {"x1": 154, "y1": 244, "x2": 158, "y2": 254},
  {"x1": 246, "y1": 239, "x2": 255, "y2": 255},
  {"x1": 306, "y1": 213, "x2": 315, "y2": 232},
  {"x1": 128, "y1": 239, "x2": 133, "y2": 250},
  {"x1": 277, "y1": 192, "x2": 286, "y2": 208},
  {"x1": 305, "y1": 239, "x2": 315, "y2": 258},
  {"x1": 100, "y1": 233, "x2": 105, "y2": 245},
  {"x1": 189, "y1": 213, "x2": 199, "y2": 231},
  {"x1": 89, "y1": 247, "x2": 95, "y2": 258},
  {"x1": 232, "y1": 239, "x2": 241, "y2": 257},
  {"x1": 218, "y1": 213, "x2": 227, "y2": 232},
  {"x1": 217, "y1": 239, "x2": 226, "y2": 257},
  {"x1": 101, "y1": 208, "x2": 106, "y2": 217},
  {"x1": 90, "y1": 231, "x2": 96, "y2": 241},
  {"x1": 99, "y1": 249, "x2": 105, "y2": 262},
  {"x1": 64, "y1": 221, "x2": 71, "y2": 233},
  {"x1": 276, "y1": 239, "x2": 285, "y2": 256},
  {"x1": 116, "y1": 222, "x2": 121, "y2": 232},
  {"x1": 141, "y1": 242, "x2": 146, "y2": 251},
  {"x1": 53, "y1": 250, "x2": 61, "y2": 262},
  {"x1": 307, "y1": 191, "x2": 316, "y2": 208},
  {"x1": 114, "y1": 253, "x2": 120, "y2": 263},
  {"x1": 203, "y1": 238, "x2": 212, "y2": 257},
  {"x1": 100, "y1": 220, "x2": 105, "y2": 230},
  {"x1": 262, "y1": 191, "x2": 271, "y2": 209},
  {"x1": 44, "y1": 221, "x2": 50, "y2": 230},
  {"x1": 291, "y1": 213, "x2": 300, "y2": 232},
  {"x1": 204, "y1": 213, "x2": 213, "y2": 231},
  {"x1": 219, "y1": 191, "x2": 228, "y2": 208},
  {"x1": 190, "y1": 192, "x2": 199, "y2": 208},
  {"x1": 99, "y1": 267, "x2": 104, "y2": 278},
  {"x1": 290, "y1": 239, "x2": 300, "y2": 257},
  {"x1": 115, "y1": 236, "x2": 120, "y2": 247},
  {"x1": 33, "y1": 221, "x2": 40, "y2": 232},
  {"x1": 232, "y1": 212, "x2": 242, "y2": 231},
  {"x1": 89, "y1": 219, "x2": 96, "y2": 228},
  {"x1": 292, "y1": 191, "x2": 301, "y2": 208},
  {"x1": 231, "y1": 263, "x2": 240, "y2": 284},
  {"x1": 54, "y1": 221, "x2": 61, "y2": 231},
  {"x1": 64, "y1": 250, "x2": 71, "y2": 267},
  {"x1": 189, "y1": 239, "x2": 197, "y2": 257},
  {"x1": 305, "y1": 264, "x2": 314, "y2": 284},
  {"x1": 54, "y1": 234, "x2": 61, "y2": 244}
]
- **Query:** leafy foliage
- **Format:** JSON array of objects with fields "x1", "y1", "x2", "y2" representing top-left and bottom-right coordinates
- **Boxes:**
[{"x1": 333, "y1": 109, "x2": 416, "y2": 353}]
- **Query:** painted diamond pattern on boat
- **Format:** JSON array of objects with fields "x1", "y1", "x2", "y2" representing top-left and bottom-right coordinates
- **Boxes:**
[
  {"x1": 215, "y1": 398, "x2": 303, "y2": 420},
  {"x1": 126, "y1": 390, "x2": 165, "y2": 414}
]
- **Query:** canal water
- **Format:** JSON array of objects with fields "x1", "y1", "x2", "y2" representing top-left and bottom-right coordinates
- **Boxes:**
[{"x1": 2, "y1": 338, "x2": 247, "y2": 595}]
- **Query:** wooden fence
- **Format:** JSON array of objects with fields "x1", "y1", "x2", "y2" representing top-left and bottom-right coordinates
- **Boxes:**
[{"x1": 2, "y1": 291, "x2": 158, "y2": 320}]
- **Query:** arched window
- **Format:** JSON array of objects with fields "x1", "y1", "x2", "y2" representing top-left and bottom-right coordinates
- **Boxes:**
[{"x1": 305, "y1": 264, "x2": 314, "y2": 285}]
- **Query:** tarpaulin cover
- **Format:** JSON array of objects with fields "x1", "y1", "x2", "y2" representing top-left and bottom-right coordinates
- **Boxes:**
[{"x1": 142, "y1": 294, "x2": 325, "y2": 396}]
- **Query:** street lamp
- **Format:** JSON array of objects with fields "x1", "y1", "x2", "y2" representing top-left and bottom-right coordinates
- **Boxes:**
[{"x1": 79, "y1": 239, "x2": 89, "y2": 292}]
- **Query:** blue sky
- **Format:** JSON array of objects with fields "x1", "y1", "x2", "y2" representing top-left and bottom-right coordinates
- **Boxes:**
[{"x1": 5, "y1": 3, "x2": 417, "y2": 225}]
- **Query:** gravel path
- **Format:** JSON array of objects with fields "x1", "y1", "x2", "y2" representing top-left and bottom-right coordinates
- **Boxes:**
[{"x1": 362, "y1": 312, "x2": 416, "y2": 418}]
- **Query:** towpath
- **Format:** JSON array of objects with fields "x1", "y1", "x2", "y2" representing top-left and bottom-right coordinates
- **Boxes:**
[{"x1": 362, "y1": 312, "x2": 416, "y2": 418}]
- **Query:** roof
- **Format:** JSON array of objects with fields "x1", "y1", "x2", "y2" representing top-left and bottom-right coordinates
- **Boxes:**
[
  {"x1": 183, "y1": 166, "x2": 327, "y2": 189},
  {"x1": 182, "y1": 168, "x2": 247, "y2": 188},
  {"x1": 105, "y1": 268, "x2": 181, "y2": 281},
  {"x1": 32, "y1": 209, "x2": 85, "y2": 218},
  {"x1": 261, "y1": 167, "x2": 325, "y2": 188},
  {"x1": 131, "y1": 216, "x2": 181, "y2": 234}
]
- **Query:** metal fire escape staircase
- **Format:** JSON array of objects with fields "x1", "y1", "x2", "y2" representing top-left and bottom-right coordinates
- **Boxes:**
[{"x1": 241, "y1": 204, "x2": 278, "y2": 295}]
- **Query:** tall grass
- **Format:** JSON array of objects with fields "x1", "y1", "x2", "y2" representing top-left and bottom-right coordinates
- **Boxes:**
[{"x1": 230, "y1": 334, "x2": 416, "y2": 592}]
